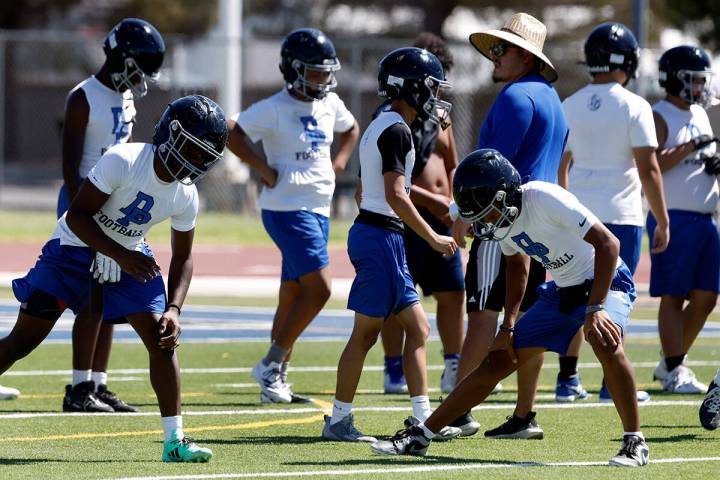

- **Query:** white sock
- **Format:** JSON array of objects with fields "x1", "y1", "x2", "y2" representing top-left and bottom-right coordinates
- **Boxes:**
[
  {"x1": 91, "y1": 371, "x2": 108, "y2": 390},
  {"x1": 161, "y1": 415, "x2": 184, "y2": 442},
  {"x1": 72, "y1": 369, "x2": 91, "y2": 387},
  {"x1": 418, "y1": 422, "x2": 436, "y2": 439},
  {"x1": 713, "y1": 368, "x2": 720, "y2": 385},
  {"x1": 411, "y1": 395, "x2": 432, "y2": 422},
  {"x1": 330, "y1": 399, "x2": 352, "y2": 426},
  {"x1": 624, "y1": 431, "x2": 644, "y2": 441}
]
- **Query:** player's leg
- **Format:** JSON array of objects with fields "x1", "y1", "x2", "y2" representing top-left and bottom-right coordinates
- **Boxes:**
[
  {"x1": 434, "y1": 290, "x2": 464, "y2": 394},
  {"x1": 0, "y1": 306, "x2": 59, "y2": 374},
  {"x1": 555, "y1": 331, "x2": 587, "y2": 401},
  {"x1": 682, "y1": 289, "x2": 717, "y2": 352},
  {"x1": 380, "y1": 315, "x2": 407, "y2": 394},
  {"x1": 91, "y1": 321, "x2": 138, "y2": 412}
]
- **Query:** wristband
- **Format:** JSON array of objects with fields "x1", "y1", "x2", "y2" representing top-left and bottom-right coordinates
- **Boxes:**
[
  {"x1": 499, "y1": 325, "x2": 514, "y2": 333},
  {"x1": 166, "y1": 303, "x2": 182, "y2": 315},
  {"x1": 585, "y1": 303, "x2": 605, "y2": 315}
]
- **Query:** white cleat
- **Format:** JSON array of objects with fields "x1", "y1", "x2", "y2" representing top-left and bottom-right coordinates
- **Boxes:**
[
  {"x1": 609, "y1": 435, "x2": 649, "y2": 467},
  {"x1": 383, "y1": 372, "x2": 408, "y2": 394},
  {"x1": 251, "y1": 360, "x2": 291, "y2": 403},
  {"x1": 440, "y1": 360, "x2": 458, "y2": 394},
  {"x1": 0, "y1": 384, "x2": 19, "y2": 400},
  {"x1": 662, "y1": 365, "x2": 707, "y2": 394}
]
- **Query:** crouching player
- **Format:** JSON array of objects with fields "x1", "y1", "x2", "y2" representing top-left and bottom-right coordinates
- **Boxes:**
[
  {"x1": 1, "y1": 95, "x2": 227, "y2": 463},
  {"x1": 371, "y1": 149, "x2": 649, "y2": 467}
]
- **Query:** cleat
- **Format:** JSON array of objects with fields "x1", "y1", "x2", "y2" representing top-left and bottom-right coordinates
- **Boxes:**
[
  {"x1": 95, "y1": 384, "x2": 138, "y2": 412},
  {"x1": 322, "y1": 414, "x2": 377, "y2": 442},
  {"x1": 449, "y1": 410, "x2": 480, "y2": 437},
  {"x1": 261, "y1": 389, "x2": 312, "y2": 404},
  {"x1": 383, "y1": 372, "x2": 408, "y2": 394},
  {"x1": 609, "y1": 434, "x2": 649, "y2": 467},
  {"x1": 484, "y1": 411, "x2": 544, "y2": 439},
  {"x1": 555, "y1": 374, "x2": 588, "y2": 402},
  {"x1": 0, "y1": 384, "x2": 20, "y2": 400},
  {"x1": 63, "y1": 381, "x2": 114, "y2": 413},
  {"x1": 371, "y1": 425, "x2": 430, "y2": 456},
  {"x1": 440, "y1": 359, "x2": 458, "y2": 394},
  {"x1": 652, "y1": 358, "x2": 669, "y2": 382},
  {"x1": 403, "y1": 415, "x2": 461, "y2": 441},
  {"x1": 252, "y1": 360, "x2": 291, "y2": 403},
  {"x1": 162, "y1": 436, "x2": 213, "y2": 463},
  {"x1": 700, "y1": 380, "x2": 720, "y2": 430},
  {"x1": 599, "y1": 384, "x2": 650, "y2": 403},
  {"x1": 661, "y1": 365, "x2": 707, "y2": 394}
]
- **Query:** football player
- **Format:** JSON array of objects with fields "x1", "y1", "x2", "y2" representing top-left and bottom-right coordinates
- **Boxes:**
[
  {"x1": 226, "y1": 28, "x2": 359, "y2": 404},
  {"x1": 59, "y1": 18, "x2": 164, "y2": 413},
  {"x1": 5, "y1": 95, "x2": 226, "y2": 463},
  {"x1": 371, "y1": 149, "x2": 649, "y2": 467}
]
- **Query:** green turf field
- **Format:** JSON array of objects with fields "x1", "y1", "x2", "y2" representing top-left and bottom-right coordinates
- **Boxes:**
[{"x1": 1, "y1": 334, "x2": 719, "y2": 479}]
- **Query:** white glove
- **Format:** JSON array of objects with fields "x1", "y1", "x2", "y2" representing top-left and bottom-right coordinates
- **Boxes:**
[{"x1": 90, "y1": 252, "x2": 122, "y2": 284}]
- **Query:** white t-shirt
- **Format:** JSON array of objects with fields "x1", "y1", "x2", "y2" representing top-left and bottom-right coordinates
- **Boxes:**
[
  {"x1": 563, "y1": 82, "x2": 657, "y2": 226},
  {"x1": 653, "y1": 99, "x2": 718, "y2": 213},
  {"x1": 52, "y1": 143, "x2": 198, "y2": 250},
  {"x1": 235, "y1": 89, "x2": 356, "y2": 217},
  {"x1": 71, "y1": 76, "x2": 136, "y2": 178},
  {"x1": 497, "y1": 181, "x2": 614, "y2": 288}
]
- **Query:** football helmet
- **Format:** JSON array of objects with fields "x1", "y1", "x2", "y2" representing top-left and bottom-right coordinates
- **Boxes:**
[
  {"x1": 452, "y1": 149, "x2": 522, "y2": 241},
  {"x1": 584, "y1": 22, "x2": 639, "y2": 81},
  {"x1": 378, "y1": 47, "x2": 452, "y2": 129},
  {"x1": 659, "y1": 45, "x2": 714, "y2": 107},
  {"x1": 153, "y1": 95, "x2": 228, "y2": 185},
  {"x1": 103, "y1": 18, "x2": 165, "y2": 99},
  {"x1": 280, "y1": 28, "x2": 340, "y2": 100}
]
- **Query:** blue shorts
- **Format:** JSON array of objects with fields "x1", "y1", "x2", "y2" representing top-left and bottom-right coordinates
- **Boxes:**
[
  {"x1": 261, "y1": 210, "x2": 329, "y2": 282},
  {"x1": 647, "y1": 210, "x2": 720, "y2": 297},
  {"x1": 605, "y1": 223, "x2": 642, "y2": 275},
  {"x1": 513, "y1": 262, "x2": 636, "y2": 355},
  {"x1": 12, "y1": 239, "x2": 166, "y2": 322},
  {"x1": 347, "y1": 223, "x2": 419, "y2": 318},
  {"x1": 404, "y1": 208, "x2": 464, "y2": 295},
  {"x1": 57, "y1": 184, "x2": 70, "y2": 219}
]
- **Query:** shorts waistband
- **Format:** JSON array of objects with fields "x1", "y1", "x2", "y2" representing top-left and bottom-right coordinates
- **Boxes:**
[{"x1": 355, "y1": 209, "x2": 404, "y2": 233}]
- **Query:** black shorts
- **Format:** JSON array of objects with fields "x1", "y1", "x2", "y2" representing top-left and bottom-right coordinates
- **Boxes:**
[{"x1": 465, "y1": 238, "x2": 546, "y2": 313}]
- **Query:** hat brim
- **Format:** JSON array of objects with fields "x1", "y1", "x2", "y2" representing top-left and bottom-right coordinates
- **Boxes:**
[{"x1": 469, "y1": 29, "x2": 558, "y2": 83}]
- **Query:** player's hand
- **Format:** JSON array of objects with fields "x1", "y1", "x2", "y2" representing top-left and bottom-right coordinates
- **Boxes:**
[
  {"x1": 651, "y1": 221, "x2": 669, "y2": 254},
  {"x1": 261, "y1": 167, "x2": 278, "y2": 188},
  {"x1": 583, "y1": 310, "x2": 621, "y2": 348},
  {"x1": 116, "y1": 250, "x2": 161, "y2": 283},
  {"x1": 158, "y1": 308, "x2": 182, "y2": 350},
  {"x1": 90, "y1": 252, "x2": 122, "y2": 283},
  {"x1": 451, "y1": 218, "x2": 472, "y2": 248},
  {"x1": 431, "y1": 234, "x2": 457, "y2": 257},
  {"x1": 704, "y1": 154, "x2": 720, "y2": 175},
  {"x1": 427, "y1": 194, "x2": 451, "y2": 222},
  {"x1": 692, "y1": 134, "x2": 718, "y2": 151},
  {"x1": 489, "y1": 330, "x2": 517, "y2": 363}
]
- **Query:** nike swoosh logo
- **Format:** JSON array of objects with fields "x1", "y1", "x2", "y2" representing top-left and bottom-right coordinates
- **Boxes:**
[{"x1": 579, "y1": 218, "x2": 587, "y2": 227}]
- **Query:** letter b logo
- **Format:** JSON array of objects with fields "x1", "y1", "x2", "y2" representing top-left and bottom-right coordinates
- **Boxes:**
[{"x1": 117, "y1": 192, "x2": 154, "y2": 226}]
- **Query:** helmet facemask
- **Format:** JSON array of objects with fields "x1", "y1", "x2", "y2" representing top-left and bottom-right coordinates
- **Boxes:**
[
  {"x1": 157, "y1": 120, "x2": 224, "y2": 185},
  {"x1": 110, "y1": 57, "x2": 158, "y2": 100},
  {"x1": 676, "y1": 69, "x2": 716, "y2": 108},
  {"x1": 413, "y1": 76, "x2": 452, "y2": 129},
  {"x1": 290, "y1": 58, "x2": 340, "y2": 100},
  {"x1": 459, "y1": 190, "x2": 519, "y2": 241}
]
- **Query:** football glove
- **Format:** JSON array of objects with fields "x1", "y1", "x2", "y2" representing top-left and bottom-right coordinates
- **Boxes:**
[
  {"x1": 704, "y1": 154, "x2": 720, "y2": 175},
  {"x1": 692, "y1": 134, "x2": 718, "y2": 151},
  {"x1": 90, "y1": 252, "x2": 122, "y2": 284}
]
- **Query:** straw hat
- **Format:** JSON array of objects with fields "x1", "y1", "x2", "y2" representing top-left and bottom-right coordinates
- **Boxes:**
[{"x1": 469, "y1": 12, "x2": 558, "y2": 83}]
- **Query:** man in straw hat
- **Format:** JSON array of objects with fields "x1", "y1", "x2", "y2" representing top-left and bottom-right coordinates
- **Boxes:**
[{"x1": 444, "y1": 12, "x2": 568, "y2": 439}]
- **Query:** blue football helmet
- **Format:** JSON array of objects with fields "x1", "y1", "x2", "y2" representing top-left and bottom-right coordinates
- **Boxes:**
[
  {"x1": 659, "y1": 45, "x2": 714, "y2": 107},
  {"x1": 378, "y1": 47, "x2": 452, "y2": 129},
  {"x1": 584, "y1": 22, "x2": 639, "y2": 81},
  {"x1": 452, "y1": 149, "x2": 522, "y2": 241},
  {"x1": 103, "y1": 18, "x2": 165, "y2": 99},
  {"x1": 280, "y1": 28, "x2": 340, "y2": 100},
  {"x1": 153, "y1": 95, "x2": 228, "y2": 185}
]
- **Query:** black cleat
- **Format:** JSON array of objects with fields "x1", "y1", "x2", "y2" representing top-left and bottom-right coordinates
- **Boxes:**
[
  {"x1": 370, "y1": 426, "x2": 430, "y2": 456},
  {"x1": 96, "y1": 384, "x2": 138, "y2": 413},
  {"x1": 62, "y1": 381, "x2": 114, "y2": 413},
  {"x1": 609, "y1": 434, "x2": 649, "y2": 467},
  {"x1": 290, "y1": 392, "x2": 312, "y2": 404},
  {"x1": 450, "y1": 410, "x2": 480, "y2": 437},
  {"x1": 484, "y1": 411, "x2": 544, "y2": 439},
  {"x1": 700, "y1": 380, "x2": 720, "y2": 430}
]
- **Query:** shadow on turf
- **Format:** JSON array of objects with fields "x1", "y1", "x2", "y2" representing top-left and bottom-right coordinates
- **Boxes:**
[
  {"x1": 202, "y1": 435, "x2": 327, "y2": 446},
  {"x1": 284, "y1": 458, "x2": 543, "y2": 467}
]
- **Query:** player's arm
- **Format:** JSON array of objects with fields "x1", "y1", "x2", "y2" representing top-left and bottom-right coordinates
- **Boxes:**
[
  {"x1": 226, "y1": 118, "x2": 277, "y2": 187},
  {"x1": 332, "y1": 121, "x2": 360, "y2": 174},
  {"x1": 157, "y1": 227, "x2": 194, "y2": 350},
  {"x1": 653, "y1": 111, "x2": 697, "y2": 173},
  {"x1": 490, "y1": 251, "x2": 529, "y2": 362},
  {"x1": 408, "y1": 184, "x2": 451, "y2": 225},
  {"x1": 354, "y1": 176, "x2": 362, "y2": 208},
  {"x1": 558, "y1": 150, "x2": 573, "y2": 189},
  {"x1": 634, "y1": 146, "x2": 669, "y2": 253},
  {"x1": 62, "y1": 89, "x2": 89, "y2": 202},
  {"x1": 437, "y1": 123, "x2": 459, "y2": 193}
]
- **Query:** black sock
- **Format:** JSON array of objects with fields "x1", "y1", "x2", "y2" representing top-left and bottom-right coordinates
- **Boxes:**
[
  {"x1": 558, "y1": 356, "x2": 579, "y2": 381},
  {"x1": 665, "y1": 354, "x2": 685, "y2": 372}
]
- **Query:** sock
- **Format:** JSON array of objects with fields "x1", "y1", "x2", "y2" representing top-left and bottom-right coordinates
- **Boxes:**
[
  {"x1": 384, "y1": 356, "x2": 404, "y2": 382},
  {"x1": 330, "y1": 399, "x2": 352, "y2": 426},
  {"x1": 161, "y1": 415, "x2": 183, "y2": 442},
  {"x1": 558, "y1": 356, "x2": 579, "y2": 381},
  {"x1": 418, "y1": 422, "x2": 436, "y2": 439},
  {"x1": 280, "y1": 361, "x2": 289, "y2": 383},
  {"x1": 714, "y1": 368, "x2": 720, "y2": 385},
  {"x1": 91, "y1": 371, "x2": 108, "y2": 390},
  {"x1": 263, "y1": 343, "x2": 289, "y2": 366},
  {"x1": 624, "y1": 431, "x2": 645, "y2": 441},
  {"x1": 411, "y1": 395, "x2": 432, "y2": 422},
  {"x1": 664, "y1": 355, "x2": 684, "y2": 372},
  {"x1": 72, "y1": 369, "x2": 91, "y2": 387}
]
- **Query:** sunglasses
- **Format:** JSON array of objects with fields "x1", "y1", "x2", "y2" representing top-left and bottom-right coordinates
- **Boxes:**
[{"x1": 489, "y1": 42, "x2": 519, "y2": 58}]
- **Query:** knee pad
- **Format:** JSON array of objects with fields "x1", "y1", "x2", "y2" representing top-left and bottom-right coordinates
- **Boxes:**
[{"x1": 20, "y1": 289, "x2": 66, "y2": 321}]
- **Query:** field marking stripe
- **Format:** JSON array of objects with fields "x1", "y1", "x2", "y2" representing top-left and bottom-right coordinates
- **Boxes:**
[{"x1": 111, "y1": 456, "x2": 720, "y2": 479}]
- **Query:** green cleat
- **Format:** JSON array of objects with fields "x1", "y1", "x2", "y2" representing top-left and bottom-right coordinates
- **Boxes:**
[{"x1": 162, "y1": 436, "x2": 213, "y2": 463}]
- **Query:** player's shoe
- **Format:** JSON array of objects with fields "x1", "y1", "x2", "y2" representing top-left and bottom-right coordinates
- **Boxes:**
[
  {"x1": 403, "y1": 415, "x2": 461, "y2": 441},
  {"x1": 598, "y1": 384, "x2": 650, "y2": 403},
  {"x1": 609, "y1": 434, "x2": 649, "y2": 467},
  {"x1": 449, "y1": 410, "x2": 480, "y2": 437},
  {"x1": 383, "y1": 371, "x2": 408, "y2": 394},
  {"x1": 0, "y1": 384, "x2": 20, "y2": 400},
  {"x1": 95, "y1": 384, "x2": 138, "y2": 412},
  {"x1": 661, "y1": 365, "x2": 707, "y2": 394},
  {"x1": 322, "y1": 414, "x2": 377, "y2": 442},
  {"x1": 370, "y1": 425, "x2": 430, "y2": 456},
  {"x1": 260, "y1": 384, "x2": 312, "y2": 404},
  {"x1": 62, "y1": 381, "x2": 114, "y2": 412},
  {"x1": 652, "y1": 358, "x2": 669, "y2": 383},
  {"x1": 699, "y1": 380, "x2": 720, "y2": 430},
  {"x1": 555, "y1": 374, "x2": 589, "y2": 402},
  {"x1": 484, "y1": 411, "x2": 544, "y2": 439},
  {"x1": 440, "y1": 360, "x2": 458, "y2": 394},
  {"x1": 252, "y1": 360, "x2": 291, "y2": 403},
  {"x1": 162, "y1": 436, "x2": 213, "y2": 463}
]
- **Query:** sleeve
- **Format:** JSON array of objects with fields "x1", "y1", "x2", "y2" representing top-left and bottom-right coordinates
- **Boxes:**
[
  {"x1": 87, "y1": 147, "x2": 127, "y2": 194},
  {"x1": 171, "y1": 187, "x2": 199, "y2": 232},
  {"x1": 562, "y1": 99, "x2": 576, "y2": 154},
  {"x1": 236, "y1": 99, "x2": 276, "y2": 143},
  {"x1": 477, "y1": 87, "x2": 534, "y2": 160},
  {"x1": 629, "y1": 99, "x2": 658, "y2": 148},
  {"x1": 536, "y1": 186, "x2": 599, "y2": 239},
  {"x1": 333, "y1": 95, "x2": 356, "y2": 132},
  {"x1": 500, "y1": 239, "x2": 518, "y2": 256},
  {"x1": 377, "y1": 123, "x2": 413, "y2": 176}
]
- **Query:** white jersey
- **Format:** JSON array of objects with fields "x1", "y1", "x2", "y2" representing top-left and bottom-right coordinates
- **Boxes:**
[
  {"x1": 653, "y1": 99, "x2": 718, "y2": 213},
  {"x1": 235, "y1": 89, "x2": 355, "y2": 217},
  {"x1": 563, "y1": 82, "x2": 657, "y2": 226},
  {"x1": 498, "y1": 181, "x2": 617, "y2": 288},
  {"x1": 71, "y1": 76, "x2": 136, "y2": 178},
  {"x1": 52, "y1": 143, "x2": 198, "y2": 250},
  {"x1": 358, "y1": 111, "x2": 414, "y2": 218}
]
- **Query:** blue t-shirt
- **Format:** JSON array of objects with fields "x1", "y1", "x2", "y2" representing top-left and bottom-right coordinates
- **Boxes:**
[{"x1": 477, "y1": 73, "x2": 568, "y2": 184}]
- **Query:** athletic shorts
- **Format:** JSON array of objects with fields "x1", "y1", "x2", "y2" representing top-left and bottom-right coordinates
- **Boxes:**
[
  {"x1": 12, "y1": 239, "x2": 166, "y2": 322},
  {"x1": 346, "y1": 223, "x2": 419, "y2": 319},
  {"x1": 261, "y1": 209, "x2": 330, "y2": 282},
  {"x1": 513, "y1": 261, "x2": 636, "y2": 354},
  {"x1": 605, "y1": 223, "x2": 643, "y2": 275},
  {"x1": 57, "y1": 184, "x2": 70, "y2": 219},
  {"x1": 466, "y1": 238, "x2": 545, "y2": 313},
  {"x1": 404, "y1": 207, "x2": 464, "y2": 295},
  {"x1": 647, "y1": 209, "x2": 720, "y2": 297}
]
